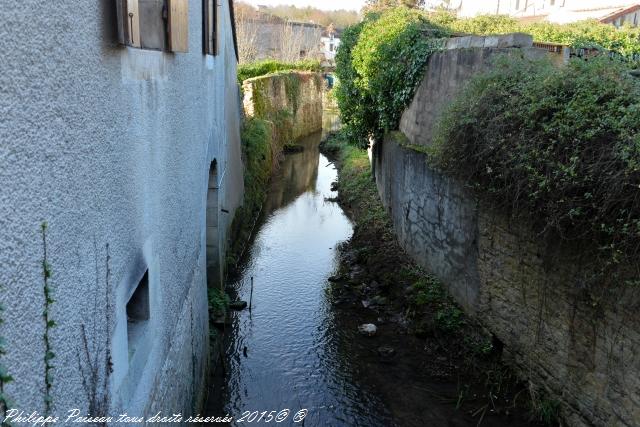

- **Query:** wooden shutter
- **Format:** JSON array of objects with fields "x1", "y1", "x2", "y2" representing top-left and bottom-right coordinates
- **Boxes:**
[
  {"x1": 203, "y1": 0, "x2": 219, "y2": 55},
  {"x1": 168, "y1": 0, "x2": 189, "y2": 52},
  {"x1": 116, "y1": 0, "x2": 141, "y2": 48}
]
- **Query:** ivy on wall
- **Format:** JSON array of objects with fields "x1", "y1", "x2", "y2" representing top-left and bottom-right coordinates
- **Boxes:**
[
  {"x1": 41, "y1": 222, "x2": 55, "y2": 414},
  {"x1": 335, "y1": 8, "x2": 450, "y2": 147},
  {"x1": 335, "y1": 7, "x2": 640, "y2": 149}
]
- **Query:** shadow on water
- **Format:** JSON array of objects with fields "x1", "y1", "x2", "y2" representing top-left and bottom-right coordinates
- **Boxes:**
[
  {"x1": 205, "y1": 128, "x2": 397, "y2": 426},
  {"x1": 205, "y1": 111, "x2": 530, "y2": 426}
]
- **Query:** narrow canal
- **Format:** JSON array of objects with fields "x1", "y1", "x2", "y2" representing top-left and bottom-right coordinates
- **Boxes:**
[
  {"x1": 208, "y1": 130, "x2": 396, "y2": 426},
  {"x1": 207, "y1": 119, "x2": 538, "y2": 427}
]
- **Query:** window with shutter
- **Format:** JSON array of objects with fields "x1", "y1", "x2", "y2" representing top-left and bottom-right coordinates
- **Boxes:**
[
  {"x1": 116, "y1": 0, "x2": 189, "y2": 53},
  {"x1": 203, "y1": 0, "x2": 219, "y2": 55}
]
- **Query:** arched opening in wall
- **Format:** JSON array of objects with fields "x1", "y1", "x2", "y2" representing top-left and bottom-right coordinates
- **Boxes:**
[{"x1": 207, "y1": 160, "x2": 221, "y2": 288}]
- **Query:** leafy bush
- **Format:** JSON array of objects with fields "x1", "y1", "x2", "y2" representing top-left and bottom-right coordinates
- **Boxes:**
[
  {"x1": 435, "y1": 306, "x2": 464, "y2": 332},
  {"x1": 335, "y1": 9, "x2": 640, "y2": 149},
  {"x1": 334, "y1": 19, "x2": 377, "y2": 147},
  {"x1": 433, "y1": 56, "x2": 640, "y2": 266},
  {"x1": 238, "y1": 59, "x2": 321, "y2": 83},
  {"x1": 412, "y1": 275, "x2": 444, "y2": 305},
  {"x1": 208, "y1": 287, "x2": 230, "y2": 317},
  {"x1": 335, "y1": 8, "x2": 449, "y2": 147}
]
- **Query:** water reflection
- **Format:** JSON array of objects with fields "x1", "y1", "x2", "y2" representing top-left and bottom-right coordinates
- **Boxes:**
[
  {"x1": 263, "y1": 134, "x2": 320, "y2": 214},
  {"x1": 211, "y1": 131, "x2": 396, "y2": 426}
]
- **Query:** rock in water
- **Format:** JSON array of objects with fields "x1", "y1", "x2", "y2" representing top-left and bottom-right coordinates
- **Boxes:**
[
  {"x1": 229, "y1": 300, "x2": 248, "y2": 311},
  {"x1": 358, "y1": 323, "x2": 377, "y2": 336},
  {"x1": 377, "y1": 346, "x2": 396, "y2": 358}
]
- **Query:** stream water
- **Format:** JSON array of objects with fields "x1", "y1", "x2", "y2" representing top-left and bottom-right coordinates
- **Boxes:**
[
  {"x1": 208, "y1": 130, "x2": 397, "y2": 426},
  {"x1": 206, "y1": 116, "x2": 536, "y2": 427}
]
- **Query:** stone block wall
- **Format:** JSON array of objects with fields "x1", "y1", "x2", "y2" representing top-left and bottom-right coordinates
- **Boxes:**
[
  {"x1": 400, "y1": 34, "x2": 547, "y2": 148},
  {"x1": 375, "y1": 134, "x2": 640, "y2": 427},
  {"x1": 374, "y1": 34, "x2": 640, "y2": 426},
  {"x1": 242, "y1": 71, "x2": 324, "y2": 144}
]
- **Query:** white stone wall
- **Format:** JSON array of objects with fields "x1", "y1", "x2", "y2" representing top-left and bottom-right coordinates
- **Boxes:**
[{"x1": 0, "y1": 0, "x2": 243, "y2": 422}]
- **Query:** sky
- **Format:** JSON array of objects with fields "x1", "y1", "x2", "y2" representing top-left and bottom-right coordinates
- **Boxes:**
[{"x1": 245, "y1": 0, "x2": 367, "y2": 12}]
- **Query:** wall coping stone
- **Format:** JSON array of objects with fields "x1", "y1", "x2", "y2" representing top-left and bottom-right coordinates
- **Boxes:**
[{"x1": 445, "y1": 33, "x2": 533, "y2": 50}]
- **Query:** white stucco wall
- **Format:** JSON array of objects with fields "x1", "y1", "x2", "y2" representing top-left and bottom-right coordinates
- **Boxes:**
[{"x1": 0, "y1": 0, "x2": 243, "y2": 422}]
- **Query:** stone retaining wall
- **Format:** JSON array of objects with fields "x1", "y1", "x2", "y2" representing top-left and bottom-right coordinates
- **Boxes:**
[
  {"x1": 242, "y1": 71, "x2": 324, "y2": 145},
  {"x1": 374, "y1": 34, "x2": 640, "y2": 427}
]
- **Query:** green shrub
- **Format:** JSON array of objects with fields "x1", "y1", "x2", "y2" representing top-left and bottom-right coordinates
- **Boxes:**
[
  {"x1": 335, "y1": 10, "x2": 640, "y2": 149},
  {"x1": 226, "y1": 118, "x2": 274, "y2": 270},
  {"x1": 335, "y1": 8, "x2": 449, "y2": 147},
  {"x1": 435, "y1": 306, "x2": 464, "y2": 332},
  {"x1": 237, "y1": 59, "x2": 321, "y2": 83},
  {"x1": 433, "y1": 56, "x2": 640, "y2": 267},
  {"x1": 435, "y1": 13, "x2": 520, "y2": 35},
  {"x1": 208, "y1": 287, "x2": 230, "y2": 317},
  {"x1": 412, "y1": 275, "x2": 444, "y2": 305}
]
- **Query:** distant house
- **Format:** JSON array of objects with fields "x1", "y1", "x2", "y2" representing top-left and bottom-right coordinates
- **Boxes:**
[
  {"x1": 452, "y1": 0, "x2": 640, "y2": 27},
  {"x1": 321, "y1": 24, "x2": 341, "y2": 63},
  {"x1": 252, "y1": 9, "x2": 324, "y2": 62}
]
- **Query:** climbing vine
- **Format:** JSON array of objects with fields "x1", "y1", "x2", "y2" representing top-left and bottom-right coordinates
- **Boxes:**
[
  {"x1": 41, "y1": 222, "x2": 55, "y2": 415},
  {"x1": 335, "y1": 7, "x2": 450, "y2": 147},
  {"x1": 335, "y1": 8, "x2": 640, "y2": 149}
]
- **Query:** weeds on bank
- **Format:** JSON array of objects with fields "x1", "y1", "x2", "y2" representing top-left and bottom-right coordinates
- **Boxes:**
[
  {"x1": 209, "y1": 288, "x2": 230, "y2": 319},
  {"x1": 322, "y1": 133, "x2": 390, "y2": 235},
  {"x1": 323, "y1": 132, "x2": 559, "y2": 426}
]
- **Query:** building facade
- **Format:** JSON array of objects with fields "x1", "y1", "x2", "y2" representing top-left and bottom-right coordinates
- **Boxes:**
[
  {"x1": 321, "y1": 25, "x2": 341, "y2": 63},
  {"x1": 0, "y1": 0, "x2": 243, "y2": 421},
  {"x1": 254, "y1": 17, "x2": 324, "y2": 62}
]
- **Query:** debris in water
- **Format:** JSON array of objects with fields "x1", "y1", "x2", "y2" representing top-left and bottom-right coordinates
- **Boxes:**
[
  {"x1": 229, "y1": 300, "x2": 248, "y2": 311},
  {"x1": 358, "y1": 323, "x2": 377, "y2": 336}
]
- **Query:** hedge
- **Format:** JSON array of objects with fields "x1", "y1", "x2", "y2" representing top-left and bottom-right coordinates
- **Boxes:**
[
  {"x1": 237, "y1": 59, "x2": 321, "y2": 83},
  {"x1": 335, "y1": 8, "x2": 640, "y2": 148}
]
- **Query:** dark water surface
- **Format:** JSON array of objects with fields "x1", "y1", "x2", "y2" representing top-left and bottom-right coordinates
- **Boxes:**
[
  {"x1": 206, "y1": 117, "x2": 535, "y2": 427},
  {"x1": 209, "y1": 131, "x2": 397, "y2": 426}
]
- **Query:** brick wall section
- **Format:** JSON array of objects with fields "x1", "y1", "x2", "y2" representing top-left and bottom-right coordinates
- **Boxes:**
[{"x1": 375, "y1": 34, "x2": 640, "y2": 427}]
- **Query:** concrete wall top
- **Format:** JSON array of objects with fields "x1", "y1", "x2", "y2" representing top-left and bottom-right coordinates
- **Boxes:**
[
  {"x1": 400, "y1": 33, "x2": 546, "y2": 149},
  {"x1": 444, "y1": 33, "x2": 533, "y2": 50}
]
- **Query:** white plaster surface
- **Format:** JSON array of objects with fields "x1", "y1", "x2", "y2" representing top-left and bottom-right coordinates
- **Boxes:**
[{"x1": 0, "y1": 0, "x2": 244, "y2": 422}]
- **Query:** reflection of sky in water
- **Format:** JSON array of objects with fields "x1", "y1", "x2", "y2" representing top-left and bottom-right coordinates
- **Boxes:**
[{"x1": 219, "y1": 134, "x2": 396, "y2": 426}]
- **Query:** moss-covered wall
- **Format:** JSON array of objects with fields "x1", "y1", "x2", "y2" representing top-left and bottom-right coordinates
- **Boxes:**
[
  {"x1": 242, "y1": 71, "x2": 324, "y2": 151},
  {"x1": 225, "y1": 73, "x2": 323, "y2": 272}
]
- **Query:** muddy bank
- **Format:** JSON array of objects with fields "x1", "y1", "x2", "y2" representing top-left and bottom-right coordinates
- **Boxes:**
[{"x1": 321, "y1": 134, "x2": 555, "y2": 427}]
